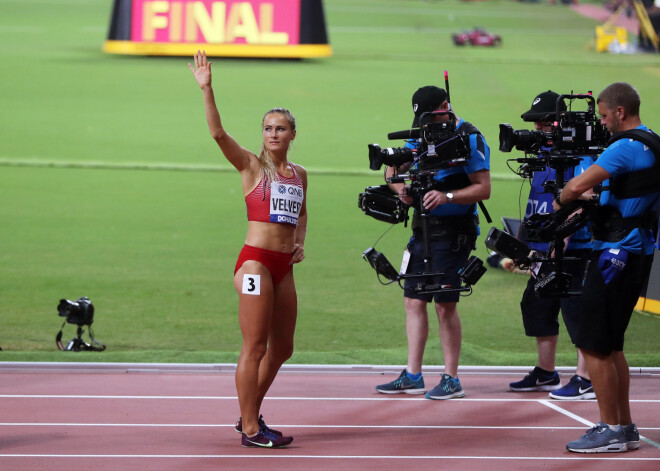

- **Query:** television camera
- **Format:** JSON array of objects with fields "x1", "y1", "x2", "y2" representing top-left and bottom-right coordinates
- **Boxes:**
[
  {"x1": 499, "y1": 93, "x2": 608, "y2": 180},
  {"x1": 55, "y1": 296, "x2": 106, "y2": 352},
  {"x1": 489, "y1": 93, "x2": 606, "y2": 297}
]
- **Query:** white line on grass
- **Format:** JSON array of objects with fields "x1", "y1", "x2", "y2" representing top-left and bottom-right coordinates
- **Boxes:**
[{"x1": 0, "y1": 157, "x2": 527, "y2": 181}]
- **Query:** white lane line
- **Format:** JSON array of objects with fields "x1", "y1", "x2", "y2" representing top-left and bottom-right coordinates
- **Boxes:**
[
  {"x1": 0, "y1": 423, "x2": 600, "y2": 430},
  {"x1": 539, "y1": 399, "x2": 660, "y2": 450},
  {"x1": 2, "y1": 394, "x2": 659, "y2": 403},
  {"x1": 0, "y1": 453, "x2": 658, "y2": 461}
]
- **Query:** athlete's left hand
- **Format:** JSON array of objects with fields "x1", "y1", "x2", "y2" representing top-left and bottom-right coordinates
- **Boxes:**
[{"x1": 291, "y1": 244, "x2": 305, "y2": 264}]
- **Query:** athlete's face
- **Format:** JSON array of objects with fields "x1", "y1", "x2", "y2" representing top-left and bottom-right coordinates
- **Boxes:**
[
  {"x1": 263, "y1": 113, "x2": 295, "y2": 153},
  {"x1": 598, "y1": 101, "x2": 622, "y2": 134}
]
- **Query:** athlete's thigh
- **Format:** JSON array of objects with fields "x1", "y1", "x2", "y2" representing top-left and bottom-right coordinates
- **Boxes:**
[
  {"x1": 270, "y1": 270, "x2": 298, "y2": 342},
  {"x1": 234, "y1": 260, "x2": 274, "y2": 342}
]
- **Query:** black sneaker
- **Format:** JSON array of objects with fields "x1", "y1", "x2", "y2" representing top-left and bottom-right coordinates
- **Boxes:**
[
  {"x1": 509, "y1": 366, "x2": 561, "y2": 392},
  {"x1": 241, "y1": 430, "x2": 293, "y2": 448},
  {"x1": 234, "y1": 415, "x2": 283, "y2": 436}
]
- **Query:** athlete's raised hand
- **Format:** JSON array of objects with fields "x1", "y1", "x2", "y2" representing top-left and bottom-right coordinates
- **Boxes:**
[{"x1": 188, "y1": 50, "x2": 212, "y2": 90}]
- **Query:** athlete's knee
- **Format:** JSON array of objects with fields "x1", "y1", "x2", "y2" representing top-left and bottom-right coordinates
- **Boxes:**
[
  {"x1": 241, "y1": 341, "x2": 268, "y2": 362},
  {"x1": 268, "y1": 340, "x2": 294, "y2": 365}
]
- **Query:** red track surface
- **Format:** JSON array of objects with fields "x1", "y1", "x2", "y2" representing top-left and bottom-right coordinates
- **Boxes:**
[{"x1": 1, "y1": 365, "x2": 659, "y2": 470}]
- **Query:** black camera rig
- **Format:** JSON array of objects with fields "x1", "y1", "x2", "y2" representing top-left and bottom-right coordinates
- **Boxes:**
[
  {"x1": 358, "y1": 76, "x2": 487, "y2": 295},
  {"x1": 368, "y1": 110, "x2": 472, "y2": 173},
  {"x1": 490, "y1": 93, "x2": 605, "y2": 297},
  {"x1": 362, "y1": 246, "x2": 486, "y2": 295},
  {"x1": 499, "y1": 93, "x2": 608, "y2": 182},
  {"x1": 55, "y1": 297, "x2": 106, "y2": 352},
  {"x1": 359, "y1": 109, "x2": 476, "y2": 227}
]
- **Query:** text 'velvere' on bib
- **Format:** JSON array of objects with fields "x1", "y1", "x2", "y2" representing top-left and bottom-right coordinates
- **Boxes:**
[{"x1": 270, "y1": 182, "x2": 303, "y2": 225}]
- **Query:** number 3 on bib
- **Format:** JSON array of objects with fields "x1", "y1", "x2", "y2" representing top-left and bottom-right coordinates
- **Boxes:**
[{"x1": 242, "y1": 274, "x2": 261, "y2": 295}]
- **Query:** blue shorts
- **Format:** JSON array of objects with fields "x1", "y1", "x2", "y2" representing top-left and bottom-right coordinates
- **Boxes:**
[{"x1": 403, "y1": 235, "x2": 473, "y2": 303}]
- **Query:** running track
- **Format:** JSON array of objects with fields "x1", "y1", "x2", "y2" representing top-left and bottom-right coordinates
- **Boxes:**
[{"x1": 1, "y1": 363, "x2": 659, "y2": 470}]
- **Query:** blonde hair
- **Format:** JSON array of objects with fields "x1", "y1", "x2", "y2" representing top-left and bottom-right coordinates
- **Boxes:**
[{"x1": 258, "y1": 108, "x2": 296, "y2": 183}]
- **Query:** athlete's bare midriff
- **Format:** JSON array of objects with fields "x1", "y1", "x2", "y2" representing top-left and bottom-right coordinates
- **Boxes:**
[{"x1": 245, "y1": 221, "x2": 296, "y2": 253}]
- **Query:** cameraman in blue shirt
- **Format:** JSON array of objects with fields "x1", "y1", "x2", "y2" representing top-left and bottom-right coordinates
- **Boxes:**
[
  {"x1": 375, "y1": 86, "x2": 491, "y2": 399},
  {"x1": 557, "y1": 82, "x2": 660, "y2": 453}
]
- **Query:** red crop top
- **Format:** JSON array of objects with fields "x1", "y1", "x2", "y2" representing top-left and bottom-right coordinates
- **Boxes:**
[{"x1": 245, "y1": 164, "x2": 304, "y2": 226}]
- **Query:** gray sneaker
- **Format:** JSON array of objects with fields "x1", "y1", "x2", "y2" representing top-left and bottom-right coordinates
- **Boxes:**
[
  {"x1": 376, "y1": 369, "x2": 426, "y2": 394},
  {"x1": 566, "y1": 422, "x2": 627, "y2": 453},
  {"x1": 623, "y1": 423, "x2": 640, "y2": 450},
  {"x1": 425, "y1": 374, "x2": 465, "y2": 400}
]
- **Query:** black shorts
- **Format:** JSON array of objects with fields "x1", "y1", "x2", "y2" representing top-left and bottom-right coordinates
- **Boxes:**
[
  {"x1": 576, "y1": 250, "x2": 654, "y2": 355},
  {"x1": 403, "y1": 234, "x2": 474, "y2": 303},
  {"x1": 520, "y1": 249, "x2": 590, "y2": 342}
]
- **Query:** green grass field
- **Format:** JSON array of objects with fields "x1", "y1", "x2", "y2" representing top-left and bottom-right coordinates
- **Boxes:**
[{"x1": 1, "y1": 0, "x2": 659, "y2": 366}]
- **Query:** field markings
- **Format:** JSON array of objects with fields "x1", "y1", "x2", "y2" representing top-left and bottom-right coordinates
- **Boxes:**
[
  {"x1": 0, "y1": 453, "x2": 658, "y2": 461},
  {"x1": 2, "y1": 394, "x2": 659, "y2": 403},
  {"x1": 0, "y1": 157, "x2": 518, "y2": 181}
]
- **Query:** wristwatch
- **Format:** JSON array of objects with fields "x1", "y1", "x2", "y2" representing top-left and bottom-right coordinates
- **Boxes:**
[{"x1": 446, "y1": 192, "x2": 454, "y2": 203}]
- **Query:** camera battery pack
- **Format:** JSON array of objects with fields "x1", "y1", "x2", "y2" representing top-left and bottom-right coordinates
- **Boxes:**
[{"x1": 484, "y1": 227, "x2": 531, "y2": 263}]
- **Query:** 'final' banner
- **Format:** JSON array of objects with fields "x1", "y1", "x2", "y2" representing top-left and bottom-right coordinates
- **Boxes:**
[{"x1": 104, "y1": 0, "x2": 332, "y2": 58}]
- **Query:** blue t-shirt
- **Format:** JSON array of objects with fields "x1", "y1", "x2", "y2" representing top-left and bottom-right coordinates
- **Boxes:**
[
  {"x1": 524, "y1": 154, "x2": 595, "y2": 252},
  {"x1": 594, "y1": 124, "x2": 660, "y2": 254},
  {"x1": 408, "y1": 118, "x2": 490, "y2": 218}
]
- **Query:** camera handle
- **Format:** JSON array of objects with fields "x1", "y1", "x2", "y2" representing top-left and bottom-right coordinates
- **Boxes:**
[
  {"x1": 547, "y1": 159, "x2": 572, "y2": 274},
  {"x1": 410, "y1": 173, "x2": 454, "y2": 292}
]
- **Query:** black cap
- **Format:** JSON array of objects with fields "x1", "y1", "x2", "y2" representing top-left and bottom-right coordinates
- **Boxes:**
[
  {"x1": 412, "y1": 86, "x2": 448, "y2": 127},
  {"x1": 521, "y1": 90, "x2": 567, "y2": 122}
]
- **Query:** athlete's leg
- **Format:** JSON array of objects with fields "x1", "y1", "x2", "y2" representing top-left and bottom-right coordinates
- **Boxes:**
[
  {"x1": 234, "y1": 261, "x2": 274, "y2": 437},
  {"x1": 255, "y1": 270, "x2": 297, "y2": 412}
]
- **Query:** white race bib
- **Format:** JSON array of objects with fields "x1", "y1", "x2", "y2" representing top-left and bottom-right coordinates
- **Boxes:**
[{"x1": 270, "y1": 182, "x2": 303, "y2": 225}]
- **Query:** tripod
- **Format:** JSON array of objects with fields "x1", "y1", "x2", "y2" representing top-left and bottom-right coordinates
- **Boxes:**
[{"x1": 56, "y1": 323, "x2": 106, "y2": 351}]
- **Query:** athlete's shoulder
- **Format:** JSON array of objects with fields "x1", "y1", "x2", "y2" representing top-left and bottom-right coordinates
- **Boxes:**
[{"x1": 290, "y1": 162, "x2": 307, "y2": 176}]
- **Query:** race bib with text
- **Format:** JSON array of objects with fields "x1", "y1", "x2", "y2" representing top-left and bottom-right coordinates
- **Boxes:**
[{"x1": 270, "y1": 182, "x2": 303, "y2": 225}]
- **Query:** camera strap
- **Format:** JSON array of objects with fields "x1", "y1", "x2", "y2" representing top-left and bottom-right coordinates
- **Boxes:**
[
  {"x1": 604, "y1": 129, "x2": 660, "y2": 199},
  {"x1": 592, "y1": 205, "x2": 656, "y2": 243}
]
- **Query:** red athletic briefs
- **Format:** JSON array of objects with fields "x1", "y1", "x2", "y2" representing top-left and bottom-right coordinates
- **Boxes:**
[{"x1": 234, "y1": 244, "x2": 293, "y2": 285}]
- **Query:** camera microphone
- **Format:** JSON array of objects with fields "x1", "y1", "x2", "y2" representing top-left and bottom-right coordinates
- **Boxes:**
[{"x1": 388, "y1": 128, "x2": 421, "y2": 140}]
